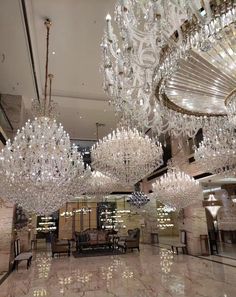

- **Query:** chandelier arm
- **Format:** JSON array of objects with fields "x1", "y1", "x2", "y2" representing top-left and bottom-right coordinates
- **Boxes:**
[{"x1": 43, "y1": 19, "x2": 52, "y2": 116}]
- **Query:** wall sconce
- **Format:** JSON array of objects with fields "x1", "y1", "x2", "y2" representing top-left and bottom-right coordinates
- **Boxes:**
[{"x1": 203, "y1": 194, "x2": 223, "y2": 229}]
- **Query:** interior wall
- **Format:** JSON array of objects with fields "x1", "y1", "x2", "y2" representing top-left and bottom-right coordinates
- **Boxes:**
[
  {"x1": 217, "y1": 187, "x2": 236, "y2": 231},
  {"x1": 58, "y1": 197, "x2": 180, "y2": 244}
]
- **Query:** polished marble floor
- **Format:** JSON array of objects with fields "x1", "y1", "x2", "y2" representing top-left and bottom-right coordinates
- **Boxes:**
[{"x1": 0, "y1": 244, "x2": 236, "y2": 297}]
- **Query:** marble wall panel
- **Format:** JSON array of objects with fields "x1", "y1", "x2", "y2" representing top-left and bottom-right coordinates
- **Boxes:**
[
  {"x1": 179, "y1": 201, "x2": 209, "y2": 255},
  {"x1": 0, "y1": 201, "x2": 14, "y2": 273}
]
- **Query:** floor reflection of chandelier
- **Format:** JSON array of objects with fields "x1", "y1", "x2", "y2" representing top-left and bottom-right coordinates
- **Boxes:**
[
  {"x1": 0, "y1": 124, "x2": 83, "y2": 190},
  {"x1": 0, "y1": 20, "x2": 85, "y2": 215},
  {"x1": 91, "y1": 126, "x2": 163, "y2": 185},
  {"x1": 152, "y1": 167, "x2": 202, "y2": 211}
]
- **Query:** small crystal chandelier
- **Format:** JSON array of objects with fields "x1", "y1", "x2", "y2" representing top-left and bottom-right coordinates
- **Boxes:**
[
  {"x1": 194, "y1": 124, "x2": 236, "y2": 177},
  {"x1": 91, "y1": 126, "x2": 163, "y2": 185},
  {"x1": 85, "y1": 170, "x2": 119, "y2": 197},
  {"x1": 127, "y1": 192, "x2": 150, "y2": 208},
  {"x1": 152, "y1": 166, "x2": 202, "y2": 211},
  {"x1": 0, "y1": 20, "x2": 85, "y2": 214}
]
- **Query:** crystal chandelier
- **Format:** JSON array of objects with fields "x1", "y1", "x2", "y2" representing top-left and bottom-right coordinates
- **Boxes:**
[
  {"x1": 85, "y1": 170, "x2": 119, "y2": 197},
  {"x1": 0, "y1": 121, "x2": 84, "y2": 190},
  {"x1": 155, "y1": 1, "x2": 236, "y2": 91},
  {"x1": 0, "y1": 164, "x2": 91, "y2": 215},
  {"x1": 194, "y1": 122, "x2": 236, "y2": 177},
  {"x1": 102, "y1": 1, "x2": 235, "y2": 137},
  {"x1": 127, "y1": 192, "x2": 150, "y2": 208},
  {"x1": 0, "y1": 20, "x2": 85, "y2": 214},
  {"x1": 152, "y1": 167, "x2": 202, "y2": 211},
  {"x1": 91, "y1": 126, "x2": 163, "y2": 185}
]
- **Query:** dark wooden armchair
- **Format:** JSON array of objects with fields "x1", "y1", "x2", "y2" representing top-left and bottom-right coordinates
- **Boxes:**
[
  {"x1": 117, "y1": 228, "x2": 140, "y2": 253},
  {"x1": 51, "y1": 237, "x2": 70, "y2": 257}
]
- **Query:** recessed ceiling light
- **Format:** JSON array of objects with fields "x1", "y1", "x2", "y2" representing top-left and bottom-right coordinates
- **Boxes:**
[
  {"x1": 52, "y1": 51, "x2": 56, "y2": 55},
  {"x1": 80, "y1": 116, "x2": 82, "y2": 119}
]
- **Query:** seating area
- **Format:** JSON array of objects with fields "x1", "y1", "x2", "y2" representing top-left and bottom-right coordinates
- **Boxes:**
[
  {"x1": 51, "y1": 237, "x2": 71, "y2": 257},
  {"x1": 117, "y1": 228, "x2": 140, "y2": 253},
  {"x1": 170, "y1": 231, "x2": 188, "y2": 255},
  {"x1": 13, "y1": 239, "x2": 33, "y2": 270},
  {"x1": 74, "y1": 229, "x2": 116, "y2": 253}
]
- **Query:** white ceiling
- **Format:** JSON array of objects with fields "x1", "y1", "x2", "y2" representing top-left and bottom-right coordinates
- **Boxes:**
[
  {"x1": 30, "y1": 0, "x2": 116, "y2": 100},
  {"x1": 0, "y1": 0, "x2": 36, "y2": 99},
  {"x1": 0, "y1": 0, "x2": 118, "y2": 140}
]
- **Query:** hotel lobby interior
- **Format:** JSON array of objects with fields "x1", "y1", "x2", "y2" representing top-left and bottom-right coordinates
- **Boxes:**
[{"x1": 2, "y1": 0, "x2": 236, "y2": 296}]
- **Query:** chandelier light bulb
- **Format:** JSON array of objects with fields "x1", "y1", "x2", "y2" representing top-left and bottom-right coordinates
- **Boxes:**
[{"x1": 106, "y1": 14, "x2": 112, "y2": 21}]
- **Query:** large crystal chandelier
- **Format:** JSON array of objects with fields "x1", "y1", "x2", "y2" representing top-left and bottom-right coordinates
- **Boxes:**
[
  {"x1": 91, "y1": 126, "x2": 163, "y2": 185},
  {"x1": 102, "y1": 1, "x2": 235, "y2": 137},
  {"x1": 0, "y1": 20, "x2": 85, "y2": 214},
  {"x1": 152, "y1": 167, "x2": 202, "y2": 211},
  {"x1": 0, "y1": 122, "x2": 83, "y2": 190}
]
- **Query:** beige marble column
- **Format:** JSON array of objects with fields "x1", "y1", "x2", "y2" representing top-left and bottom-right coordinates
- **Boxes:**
[
  {"x1": 178, "y1": 201, "x2": 208, "y2": 255},
  {"x1": 0, "y1": 201, "x2": 14, "y2": 274}
]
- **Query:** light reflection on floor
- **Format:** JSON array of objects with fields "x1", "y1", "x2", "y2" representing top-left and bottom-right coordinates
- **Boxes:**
[{"x1": 0, "y1": 244, "x2": 236, "y2": 297}]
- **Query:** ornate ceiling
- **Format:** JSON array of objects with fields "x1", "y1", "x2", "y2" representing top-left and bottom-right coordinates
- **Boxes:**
[{"x1": 166, "y1": 25, "x2": 236, "y2": 115}]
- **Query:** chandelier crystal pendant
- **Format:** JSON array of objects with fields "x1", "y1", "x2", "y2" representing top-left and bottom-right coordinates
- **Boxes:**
[
  {"x1": 91, "y1": 126, "x2": 163, "y2": 186},
  {"x1": 127, "y1": 192, "x2": 150, "y2": 209},
  {"x1": 101, "y1": 0, "x2": 162, "y2": 125},
  {"x1": 152, "y1": 167, "x2": 202, "y2": 211},
  {"x1": 0, "y1": 20, "x2": 86, "y2": 215}
]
